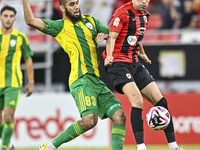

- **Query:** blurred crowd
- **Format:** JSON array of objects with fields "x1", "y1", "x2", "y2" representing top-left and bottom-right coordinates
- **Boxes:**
[
  {"x1": 0, "y1": 0, "x2": 199, "y2": 33},
  {"x1": 159, "y1": 0, "x2": 200, "y2": 29},
  {"x1": 79, "y1": 0, "x2": 200, "y2": 29}
]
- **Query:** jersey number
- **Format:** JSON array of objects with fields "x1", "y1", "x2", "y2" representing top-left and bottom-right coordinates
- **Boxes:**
[{"x1": 85, "y1": 96, "x2": 96, "y2": 106}]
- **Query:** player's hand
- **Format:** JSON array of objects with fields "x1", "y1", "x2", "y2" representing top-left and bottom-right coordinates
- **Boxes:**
[
  {"x1": 138, "y1": 53, "x2": 151, "y2": 64},
  {"x1": 97, "y1": 33, "x2": 109, "y2": 42},
  {"x1": 24, "y1": 83, "x2": 34, "y2": 97},
  {"x1": 104, "y1": 56, "x2": 113, "y2": 67}
]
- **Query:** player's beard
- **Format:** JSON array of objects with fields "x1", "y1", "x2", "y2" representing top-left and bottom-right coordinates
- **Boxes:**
[{"x1": 65, "y1": 7, "x2": 82, "y2": 22}]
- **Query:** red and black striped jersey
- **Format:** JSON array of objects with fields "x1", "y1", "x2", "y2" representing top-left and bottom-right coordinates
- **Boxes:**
[{"x1": 102, "y1": 2, "x2": 150, "y2": 63}]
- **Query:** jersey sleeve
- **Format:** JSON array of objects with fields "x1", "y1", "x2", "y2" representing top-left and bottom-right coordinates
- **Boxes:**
[
  {"x1": 145, "y1": 10, "x2": 150, "y2": 26},
  {"x1": 147, "y1": 15, "x2": 150, "y2": 25},
  {"x1": 20, "y1": 33, "x2": 34, "y2": 59},
  {"x1": 109, "y1": 12, "x2": 126, "y2": 33},
  {"x1": 93, "y1": 17, "x2": 109, "y2": 34},
  {"x1": 41, "y1": 19, "x2": 64, "y2": 37}
]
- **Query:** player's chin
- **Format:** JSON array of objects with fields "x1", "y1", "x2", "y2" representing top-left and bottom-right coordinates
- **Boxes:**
[
  {"x1": 5, "y1": 26, "x2": 12, "y2": 30},
  {"x1": 140, "y1": 8, "x2": 145, "y2": 12},
  {"x1": 139, "y1": 6, "x2": 147, "y2": 11}
]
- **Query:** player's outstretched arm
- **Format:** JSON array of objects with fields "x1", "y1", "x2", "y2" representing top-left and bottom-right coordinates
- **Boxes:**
[
  {"x1": 22, "y1": 0, "x2": 46, "y2": 30},
  {"x1": 24, "y1": 57, "x2": 34, "y2": 97},
  {"x1": 138, "y1": 43, "x2": 151, "y2": 64},
  {"x1": 104, "y1": 31, "x2": 119, "y2": 67}
]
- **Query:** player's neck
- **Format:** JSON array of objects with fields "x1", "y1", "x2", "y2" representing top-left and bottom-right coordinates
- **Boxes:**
[
  {"x1": 63, "y1": 14, "x2": 71, "y2": 21},
  {"x1": 1, "y1": 27, "x2": 13, "y2": 35}
]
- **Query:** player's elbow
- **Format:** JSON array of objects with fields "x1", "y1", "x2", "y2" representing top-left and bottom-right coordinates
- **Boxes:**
[
  {"x1": 25, "y1": 17, "x2": 35, "y2": 27},
  {"x1": 25, "y1": 20, "x2": 34, "y2": 27}
]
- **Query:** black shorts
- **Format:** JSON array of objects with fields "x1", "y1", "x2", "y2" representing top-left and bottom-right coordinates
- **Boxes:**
[{"x1": 106, "y1": 61, "x2": 155, "y2": 94}]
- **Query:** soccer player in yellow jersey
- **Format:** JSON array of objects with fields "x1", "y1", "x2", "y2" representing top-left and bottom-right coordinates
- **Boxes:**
[
  {"x1": 0, "y1": 5, "x2": 34, "y2": 150},
  {"x1": 22, "y1": 0, "x2": 126, "y2": 150}
]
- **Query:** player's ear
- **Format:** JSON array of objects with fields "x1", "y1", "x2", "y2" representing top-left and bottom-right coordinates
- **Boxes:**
[{"x1": 60, "y1": 5, "x2": 65, "y2": 12}]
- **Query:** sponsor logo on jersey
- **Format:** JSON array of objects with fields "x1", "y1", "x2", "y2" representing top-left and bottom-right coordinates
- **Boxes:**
[
  {"x1": 113, "y1": 17, "x2": 120, "y2": 26},
  {"x1": 10, "y1": 40, "x2": 16, "y2": 47},
  {"x1": 127, "y1": 35, "x2": 137, "y2": 45},
  {"x1": 126, "y1": 73, "x2": 131, "y2": 79},
  {"x1": 132, "y1": 17, "x2": 139, "y2": 22},
  {"x1": 86, "y1": 22, "x2": 93, "y2": 30},
  {"x1": 132, "y1": 18, "x2": 136, "y2": 21},
  {"x1": 137, "y1": 27, "x2": 146, "y2": 35}
]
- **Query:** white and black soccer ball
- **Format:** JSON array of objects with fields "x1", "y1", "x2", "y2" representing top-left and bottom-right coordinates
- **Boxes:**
[{"x1": 146, "y1": 106, "x2": 171, "y2": 131}]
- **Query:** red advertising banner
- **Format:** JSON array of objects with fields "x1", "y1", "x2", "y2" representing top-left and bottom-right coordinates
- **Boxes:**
[
  {"x1": 12, "y1": 93, "x2": 110, "y2": 147},
  {"x1": 113, "y1": 92, "x2": 200, "y2": 145}
]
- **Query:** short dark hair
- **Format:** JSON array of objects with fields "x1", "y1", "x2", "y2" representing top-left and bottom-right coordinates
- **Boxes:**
[
  {"x1": 0, "y1": 5, "x2": 17, "y2": 16},
  {"x1": 59, "y1": 0, "x2": 67, "y2": 5}
]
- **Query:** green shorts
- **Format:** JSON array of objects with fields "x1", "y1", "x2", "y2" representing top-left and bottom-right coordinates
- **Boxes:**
[
  {"x1": 0, "y1": 87, "x2": 21, "y2": 109},
  {"x1": 70, "y1": 74, "x2": 122, "y2": 119}
]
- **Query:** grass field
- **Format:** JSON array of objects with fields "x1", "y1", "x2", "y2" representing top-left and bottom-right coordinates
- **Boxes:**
[{"x1": 16, "y1": 145, "x2": 200, "y2": 150}]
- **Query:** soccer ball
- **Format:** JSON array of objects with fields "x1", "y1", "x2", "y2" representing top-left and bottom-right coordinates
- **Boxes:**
[{"x1": 146, "y1": 106, "x2": 171, "y2": 131}]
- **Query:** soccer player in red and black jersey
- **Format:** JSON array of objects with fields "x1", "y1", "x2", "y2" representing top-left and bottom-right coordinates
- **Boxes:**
[{"x1": 102, "y1": 0, "x2": 184, "y2": 150}]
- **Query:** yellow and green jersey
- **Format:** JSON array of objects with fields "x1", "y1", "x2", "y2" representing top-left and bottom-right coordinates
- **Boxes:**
[
  {"x1": 0, "y1": 29, "x2": 33, "y2": 88},
  {"x1": 41, "y1": 15, "x2": 109, "y2": 86}
]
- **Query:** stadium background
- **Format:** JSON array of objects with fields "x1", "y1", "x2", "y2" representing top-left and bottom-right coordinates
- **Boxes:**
[{"x1": 0, "y1": 0, "x2": 200, "y2": 149}]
